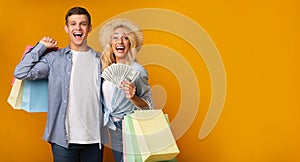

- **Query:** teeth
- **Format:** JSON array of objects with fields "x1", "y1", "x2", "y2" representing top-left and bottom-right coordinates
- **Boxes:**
[
  {"x1": 74, "y1": 33, "x2": 83, "y2": 37},
  {"x1": 116, "y1": 47, "x2": 125, "y2": 50}
]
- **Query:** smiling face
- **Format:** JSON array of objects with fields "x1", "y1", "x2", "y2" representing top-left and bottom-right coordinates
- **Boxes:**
[
  {"x1": 64, "y1": 14, "x2": 92, "y2": 51},
  {"x1": 110, "y1": 27, "x2": 131, "y2": 63}
]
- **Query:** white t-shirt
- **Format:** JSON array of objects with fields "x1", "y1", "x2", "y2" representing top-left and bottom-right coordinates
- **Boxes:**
[
  {"x1": 102, "y1": 80, "x2": 121, "y2": 121},
  {"x1": 102, "y1": 80, "x2": 114, "y2": 112},
  {"x1": 66, "y1": 49, "x2": 100, "y2": 144}
]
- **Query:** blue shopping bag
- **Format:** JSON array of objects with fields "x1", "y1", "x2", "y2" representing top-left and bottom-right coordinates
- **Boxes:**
[{"x1": 21, "y1": 79, "x2": 48, "y2": 112}]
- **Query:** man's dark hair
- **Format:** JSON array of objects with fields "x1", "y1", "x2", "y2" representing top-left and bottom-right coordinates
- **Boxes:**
[{"x1": 65, "y1": 7, "x2": 91, "y2": 25}]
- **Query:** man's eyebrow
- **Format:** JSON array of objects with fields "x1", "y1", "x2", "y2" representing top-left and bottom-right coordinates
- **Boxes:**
[{"x1": 68, "y1": 20, "x2": 88, "y2": 23}]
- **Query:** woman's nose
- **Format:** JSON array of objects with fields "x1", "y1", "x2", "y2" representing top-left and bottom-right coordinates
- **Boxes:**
[{"x1": 117, "y1": 37, "x2": 123, "y2": 44}]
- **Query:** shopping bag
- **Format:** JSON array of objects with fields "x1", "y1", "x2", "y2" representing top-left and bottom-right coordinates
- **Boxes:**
[
  {"x1": 7, "y1": 79, "x2": 25, "y2": 109},
  {"x1": 21, "y1": 79, "x2": 48, "y2": 112},
  {"x1": 123, "y1": 115, "x2": 143, "y2": 162},
  {"x1": 123, "y1": 110, "x2": 180, "y2": 162}
]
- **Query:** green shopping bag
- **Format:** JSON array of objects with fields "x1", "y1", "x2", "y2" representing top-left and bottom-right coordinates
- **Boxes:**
[
  {"x1": 123, "y1": 115, "x2": 143, "y2": 161},
  {"x1": 123, "y1": 110, "x2": 179, "y2": 162}
]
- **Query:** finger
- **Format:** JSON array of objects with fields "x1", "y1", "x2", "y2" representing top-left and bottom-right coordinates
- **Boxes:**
[
  {"x1": 41, "y1": 37, "x2": 49, "y2": 43},
  {"x1": 124, "y1": 86, "x2": 129, "y2": 91},
  {"x1": 45, "y1": 37, "x2": 51, "y2": 42},
  {"x1": 50, "y1": 40, "x2": 58, "y2": 46},
  {"x1": 53, "y1": 41, "x2": 58, "y2": 46},
  {"x1": 120, "y1": 84, "x2": 128, "y2": 91},
  {"x1": 121, "y1": 81, "x2": 129, "y2": 88}
]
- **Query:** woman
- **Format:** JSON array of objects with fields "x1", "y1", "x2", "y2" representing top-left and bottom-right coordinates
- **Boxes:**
[{"x1": 99, "y1": 18, "x2": 153, "y2": 162}]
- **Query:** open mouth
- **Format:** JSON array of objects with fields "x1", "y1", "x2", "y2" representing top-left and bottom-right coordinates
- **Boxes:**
[
  {"x1": 116, "y1": 46, "x2": 125, "y2": 52},
  {"x1": 73, "y1": 32, "x2": 83, "y2": 39}
]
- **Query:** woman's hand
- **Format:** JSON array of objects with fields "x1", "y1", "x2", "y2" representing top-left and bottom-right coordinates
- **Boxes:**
[
  {"x1": 120, "y1": 80, "x2": 149, "y2": 108},
  {"x1": 120, "y1": 80, "x2": 136, "y2": 99}
]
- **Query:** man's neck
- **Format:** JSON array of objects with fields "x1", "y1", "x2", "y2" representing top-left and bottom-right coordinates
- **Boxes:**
[{"x1": 70, "y1": 44, "x2": 89, "y2": 52}]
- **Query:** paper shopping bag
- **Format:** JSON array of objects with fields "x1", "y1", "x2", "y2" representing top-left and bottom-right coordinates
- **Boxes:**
[
  {"x1": 21, "y1": 79, "x2": 48, "y2": 112},
  {"x1": 123, "y1": 115, "x2": 143, "y2": 162},
  {"x1": 123, "y1": 110, "x2": 179, "y2": 162},
  {"x1": 7, "y1": 79, "x2": 25, "y2": 109}
]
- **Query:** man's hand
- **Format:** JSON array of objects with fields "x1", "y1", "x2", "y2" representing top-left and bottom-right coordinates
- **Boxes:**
[{"x1": 40, "y1": 36, "x2": 58, "y2": 48}]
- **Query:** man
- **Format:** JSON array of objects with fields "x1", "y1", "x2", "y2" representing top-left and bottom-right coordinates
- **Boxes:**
[{"x1": 14, "y1": 7, "x2": 107, "y2": 162}]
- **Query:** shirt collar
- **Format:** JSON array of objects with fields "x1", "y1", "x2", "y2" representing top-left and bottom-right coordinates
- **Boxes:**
[{"x1": 64, "y1": 45, "x2": 100, "y2": 58}]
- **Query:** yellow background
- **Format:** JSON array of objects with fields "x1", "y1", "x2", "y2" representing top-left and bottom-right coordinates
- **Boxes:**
[{"x1": 0, "y1": 0, "x2": 299, "y2": 161}]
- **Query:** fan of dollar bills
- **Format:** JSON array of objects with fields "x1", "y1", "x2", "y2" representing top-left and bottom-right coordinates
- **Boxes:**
[{"x1": 101, "y1": 63, "x2": 139, "y2": 88}]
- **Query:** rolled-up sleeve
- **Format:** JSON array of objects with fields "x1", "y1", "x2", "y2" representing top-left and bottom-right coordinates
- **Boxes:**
[{"x1": 134, "y1": 67, "x2": 153, "y2": 109}]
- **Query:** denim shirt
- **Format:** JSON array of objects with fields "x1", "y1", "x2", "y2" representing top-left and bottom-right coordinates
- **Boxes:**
[
  {"x1": 14, "y1": 43, "x2": 108, "y2": 148},
  {"x1": 103, "y1": 61, "x2": 153, "y2": 131}
]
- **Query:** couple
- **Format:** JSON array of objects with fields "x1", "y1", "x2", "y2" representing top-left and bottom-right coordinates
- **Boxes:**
[{"x1": 14, "y1": 6, "x2": 153, "y2": 162}]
